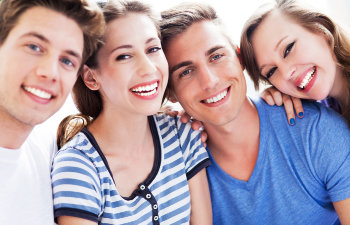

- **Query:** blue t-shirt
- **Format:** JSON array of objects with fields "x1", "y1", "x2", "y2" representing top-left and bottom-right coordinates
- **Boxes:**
[
  {"x1": 51, "y1": 115, "x2": 210, "y2": 225},
  {"x1": 208, "y1": 99, "x2": 350, "y2": 225}
]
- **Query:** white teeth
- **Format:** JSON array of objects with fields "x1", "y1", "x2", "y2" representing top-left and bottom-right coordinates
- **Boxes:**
[
  {"x1": 298, "y1": 67, "x2": 316, "y2": 89},
  {"x1": 204, "y1": 89, "x2": 227, "y2": 104},
  {"x1": 132, "y1": 82, "x2": 158, "y2": 96},
  {"x1": 23, "y1": 86, "x2": 52, "y2": 99}
]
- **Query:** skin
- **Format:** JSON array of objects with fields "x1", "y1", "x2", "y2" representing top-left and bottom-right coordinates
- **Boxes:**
[
  {"x1": 253, "y1": 10, "x2": 348, "y2": 124},
  {"x1": 165, "y1": 19, "x2": 350, "y2": 223},
  {"x1": 0, "y1": 6, "x2": 83, "y2": 149},
  {"x1": 165, "y1": 20, "x2": 260, "y2": 182},
  {"x1": 58, "y1": 13, "x2": 211, "y2": 225}
]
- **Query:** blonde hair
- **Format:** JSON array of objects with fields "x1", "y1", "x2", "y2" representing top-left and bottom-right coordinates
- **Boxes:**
[{"x1": 240, "y1": 0, "x2": 350, "y2": 126}]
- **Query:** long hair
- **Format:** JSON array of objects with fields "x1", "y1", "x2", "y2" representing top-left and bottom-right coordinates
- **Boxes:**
[
  {"x1": 240, "y1": 0, "x2": 350, "y2": 126},
  {"x1": 57, "y1": 0, "x2": 160, "y2": 148}
]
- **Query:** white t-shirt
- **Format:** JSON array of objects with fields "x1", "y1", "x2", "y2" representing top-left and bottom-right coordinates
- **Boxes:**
[{"x1": 0, "y1": 127, "x2": 57, "y2": 225}]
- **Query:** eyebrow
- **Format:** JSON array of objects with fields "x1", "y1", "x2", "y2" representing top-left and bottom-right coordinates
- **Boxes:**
[
  {"x1": 110, "y1": 37, "x2": 158, "y2": 54},
  {"x1": 169, "y1": 45, "x2": 225, "y2": 75},
  {"x1": 259, "y1": 36, "x2": 288, "y2": 72},
  {"x1": 206, "y1": 45, "x2": 224, "y2": 56},
  {"x1": 169, "y1": 61, "x2": 192, "y2": 75},
  {"x1": 20, "y1": 32, "x2": 82, "y2": 63}
]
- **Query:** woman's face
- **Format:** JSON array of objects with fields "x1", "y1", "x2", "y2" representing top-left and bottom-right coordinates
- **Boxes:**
[
  {"x1": 94, "y1": 13, "x2": 168, "y2": 116},
  {"x1": 251, "y1": 10, "x2": 339, "y2": 100}
]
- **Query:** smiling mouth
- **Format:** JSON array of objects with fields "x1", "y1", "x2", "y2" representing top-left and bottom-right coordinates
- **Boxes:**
[
  {"x1": 131, "y1": 81, "x2": 158, "y2": 97},
  {"x1": 298, "y1": 66, "x2": 316, "y2": 90},
  {"x1": 23, "y1": 86, "x2": 52, "y2": 99},
  {"x1": 201, "y1": 87, "x2": 229, "y2": 104}
]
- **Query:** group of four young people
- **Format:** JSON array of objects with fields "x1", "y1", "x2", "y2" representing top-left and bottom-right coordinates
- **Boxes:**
[{"x1": 0, "y1": 0, "x2": 349, "y2": 224}]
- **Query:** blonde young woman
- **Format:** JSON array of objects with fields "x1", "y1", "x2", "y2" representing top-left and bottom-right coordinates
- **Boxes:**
[
  {"x1": 51, "y1": 1, "x2": 212, "y2": 224},
  {"x1": 240, "y1": 0, "x2": 350, "y2": 127}
]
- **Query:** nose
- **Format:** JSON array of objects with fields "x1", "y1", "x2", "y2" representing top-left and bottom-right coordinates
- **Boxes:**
[
  {"x1": 35, "y1": 55, "x2": 59, "y2": 81},
  {"x1": 198, "y1": 65, "x2": 219, "y2": 90},
  {"x1": 137, "y1": 54, "x2": 157, "y2": 77},
  {"x1": 279, "y1": 63, "x2": 296, "y2": 81}
]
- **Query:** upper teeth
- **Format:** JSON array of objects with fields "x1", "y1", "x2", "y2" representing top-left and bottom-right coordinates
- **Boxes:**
[
  {"x1": 132, "y1": 82, "x2": 158, "y2": 96},
  {"x1": 23, "y1": 86, "x2": 52, "y2": 99},
  {"x1": 298, "y1": 67, "x2": 316, "y2": 89},
  {"x1": 204, "y1": 89, "x2": 227, "y2": 104}
]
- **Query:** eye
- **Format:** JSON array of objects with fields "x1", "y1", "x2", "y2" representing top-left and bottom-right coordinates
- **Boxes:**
[
  {"x1": 265, "y1": 67, "x2": 277, "y2": 79},
  {"x1": 179, "y1": 68, "x2": 193, "y2": 78},
  {"x1": 147, "y1": 46, "x2": 161, "y2": 54},
  {"x1": 60, "y1": 58, "x2": 74, "y2": 67},
  {"x1": 27, "y1": 44, "x2": 41, "y2": 52},
  {"x1": 283, "y1": 41, "x2": 295, "y2": 58},
  {"x1": 116, "y1": 54, "x2": 131, "y2": 61},
  {"x1": 210, "y1": 53, "x2": 223, "y2": 62}
]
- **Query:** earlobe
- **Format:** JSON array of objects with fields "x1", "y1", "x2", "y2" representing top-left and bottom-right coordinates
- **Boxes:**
[
  {"x1": 168, "y1": 90, "x2": 179, "y2": 103},
  {"x1": 82, "y1": 65, "x2": 99, "y2": 90}
]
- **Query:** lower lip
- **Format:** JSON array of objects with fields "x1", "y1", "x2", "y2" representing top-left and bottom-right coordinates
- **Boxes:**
[
  {"x1": 299, "y1": 69, "x2": 317, "y2": 93},
  {"x1": 23, "y1": 88, "x2": 52, "y2": 104},
  {"x1": 202, "y1": 87, "x2": 230, "y2": 107},
  {"x1": 131, "y1": 87, "x2": 159, "y2": 100}
]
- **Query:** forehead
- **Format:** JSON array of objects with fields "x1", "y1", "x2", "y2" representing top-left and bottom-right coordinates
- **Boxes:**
[
  {"x1": 166, "y1": 21, "x2": 231, "y2": 65},
  {"x1": 104, "y1": 13, "x2": 158, "y2": 45},
  {"x1": 6, "y1": 6, "x2": 84, "y2": 56}
]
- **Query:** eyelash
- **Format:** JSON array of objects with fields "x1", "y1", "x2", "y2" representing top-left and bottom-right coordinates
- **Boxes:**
[
  {"x1": 210, "y1": 53, "x2": 224, "y2": 62},
  {"x1": 179, "y1": 68, "x2": 193, "y2": 78},
  {"x1": 265, "y1": 67, "x2": 277, "y2": 79},
  {"x1": 283, "y1": 41, "x2": 295, "y2": 58}
]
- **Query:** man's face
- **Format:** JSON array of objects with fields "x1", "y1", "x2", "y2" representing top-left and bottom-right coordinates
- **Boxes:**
[
  {"x1": 0, "y1": 6, "x2": 84, "y2": 128},
  {"x1": 165, "y1": 21, "x2": 247, "y2": 126}
]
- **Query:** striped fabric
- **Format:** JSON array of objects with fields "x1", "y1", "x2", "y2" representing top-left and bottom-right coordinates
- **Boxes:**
[{"x1": 51, "y1": 115, "x2": 210, "y2": 225}]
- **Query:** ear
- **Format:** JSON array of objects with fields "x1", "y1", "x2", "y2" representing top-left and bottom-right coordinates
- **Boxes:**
[
  {"x1": 236, "y1": 45, "x2": 245, "y2": 70},
  {"x1": 82, "y1": 65, "x2": 100, "y2": 90},
  {"x1": 168, "y1": 90, "x2": 179, "y2": 103}
]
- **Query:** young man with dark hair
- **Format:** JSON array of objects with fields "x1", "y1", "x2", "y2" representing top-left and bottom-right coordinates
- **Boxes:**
[
  {"x1": 0, "y1": 0, "x2": 104, "y2": 224},
  {"x1": 161, "y1": 3, "x2": 350, "y2": 224}
]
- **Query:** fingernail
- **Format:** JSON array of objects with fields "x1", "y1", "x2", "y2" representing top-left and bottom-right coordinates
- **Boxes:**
[
  {"x1": 289, "y1": 118, "x2": 295, "y2": 125},
  {"x1": 298, "y1": 112, "x2": 304, "y2": 118}
]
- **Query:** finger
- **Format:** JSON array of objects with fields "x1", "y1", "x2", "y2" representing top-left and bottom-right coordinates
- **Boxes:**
[
  {"x1": 282, "y1": 95, "x2": 296, "y2": 125},
  {"x1": 201, "y1": 131, "x2": 208, "y2": 144},
  {"x1": 291, "y1": 97, "x2": 304, "y2": 118},
  {"x1": 180, "y1": 112, "x2": 191, "y2": 123},
  {"x1": 191, "y1": 120, "x2": 203, "y2": 130},
  {"x1": 272, "y1": 90, "x2": 283, "y2": 106}
]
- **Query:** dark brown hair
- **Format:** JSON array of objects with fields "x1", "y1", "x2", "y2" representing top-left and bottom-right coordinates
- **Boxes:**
[{"x1": 160, "y1": 3, "x2": 238, "y2": 100}]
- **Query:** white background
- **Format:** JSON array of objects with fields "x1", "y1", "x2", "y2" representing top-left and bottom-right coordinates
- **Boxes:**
[{"x1": 37, "y1": 0, "x2": 350, "y2": 134}]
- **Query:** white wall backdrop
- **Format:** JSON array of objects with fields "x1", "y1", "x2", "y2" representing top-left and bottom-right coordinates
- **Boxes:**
[{"x1": 37, "y1": 0, "x2": 350, "y2": 134}]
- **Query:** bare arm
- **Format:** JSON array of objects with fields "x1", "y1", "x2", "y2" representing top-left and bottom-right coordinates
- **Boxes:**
[
  {"x1": 334, "y1": 198, "x2": 350, "y2": 225},
  {"x1": 58, "y1": 216, "x2": 97, "y2": 225},
  {"x1": 188, "y1": 169, "x2": 212, "y2": 225}
]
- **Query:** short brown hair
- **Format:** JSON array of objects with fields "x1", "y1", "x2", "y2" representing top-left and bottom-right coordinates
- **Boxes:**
[
  {"x1": 160, "y1": 3, "x2": 238, "y2": 101},
  {"x1": 0, "y1": 0, "x2": 104, "y2": 66}
]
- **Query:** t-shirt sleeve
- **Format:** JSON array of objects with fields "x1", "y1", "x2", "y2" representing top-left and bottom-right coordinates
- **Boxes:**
[
  {"x1": 51, "y1": 147, "x2": 102, "y2": 222},
  {"x1": 175, "y1": 117, "x2": 210, "y2": 180},
  {"x1": 310, "y1": 106, "x2": 350, "y2": 202}
]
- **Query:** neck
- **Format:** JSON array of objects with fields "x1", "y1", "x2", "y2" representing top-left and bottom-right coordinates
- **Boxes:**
[
  {"x1": 329, "y1": 67, "x2": 349, "y2": 110},
  {"x1": 88, "y1": 107, "x2": 151, "y2": 155},
  {"x1": 0, "y1": 110, "x2": 33, "y2": 149},
  {"x1": 204, "y1": 98, "x2": 260, "y2": 156}
]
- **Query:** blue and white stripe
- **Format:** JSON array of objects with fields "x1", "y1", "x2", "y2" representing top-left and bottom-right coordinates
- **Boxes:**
[{"x1": 51, "y1": 114, "x2": 209, "y2": 225}]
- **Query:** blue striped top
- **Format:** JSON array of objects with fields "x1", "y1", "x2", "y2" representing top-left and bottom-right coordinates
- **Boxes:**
[{"x1": 51, "y1": 115, "x2": 210, "y2": 225}]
